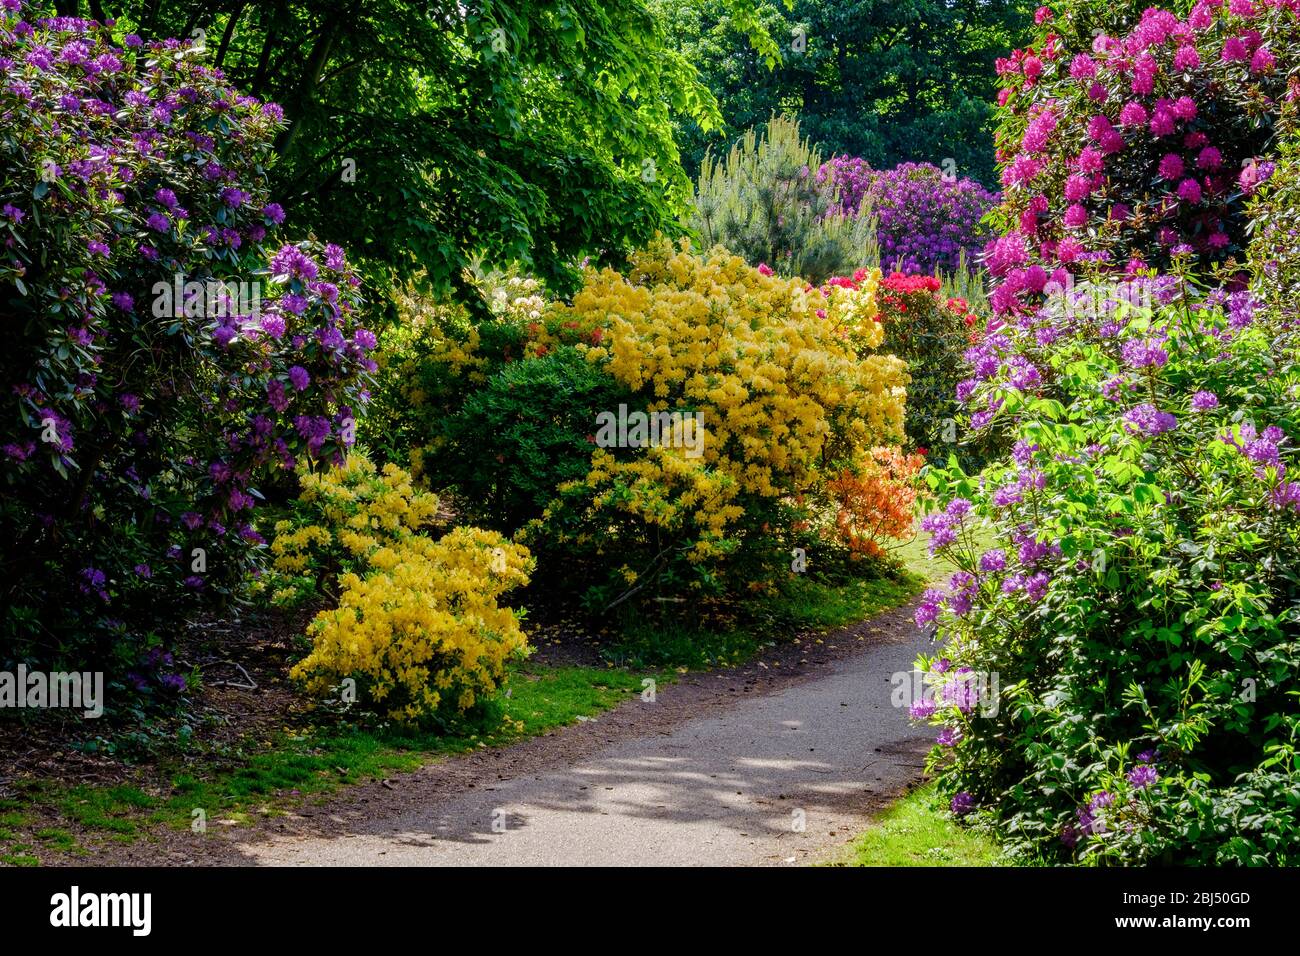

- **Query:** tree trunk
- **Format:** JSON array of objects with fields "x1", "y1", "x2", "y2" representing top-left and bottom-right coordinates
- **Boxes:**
[
  {"x1": 275, "y1": 18, "x2": 342, "y2": 159},
  {"x1": 251, "y1": 3, "x2": 285, "y2": 95},
  {"x1": 216, "y1": 0, "x2": 247, "y2": 67}
]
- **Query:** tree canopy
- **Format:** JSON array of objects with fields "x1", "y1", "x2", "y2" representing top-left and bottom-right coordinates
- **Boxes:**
[{"x1": 56, "y1": 0, "x2": 775, "y2": 303}]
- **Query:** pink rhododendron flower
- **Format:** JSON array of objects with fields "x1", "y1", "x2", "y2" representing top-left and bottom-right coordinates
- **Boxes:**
[
  {"x1": 1119, "y1": 102, "x2": 1148, "y2": 126},
  {"x1": 1177, "y1": 177, "x2": 1203, "y2": 203},
  {"x1": 1173, "y1": 44, "x2": 1201, "y2": 70}
]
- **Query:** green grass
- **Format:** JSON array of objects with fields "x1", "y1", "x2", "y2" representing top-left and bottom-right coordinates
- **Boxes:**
[
  {"x1": 34, "y1": 827, "x2": 79, "y2": 852},
  {"x1": 762, "y1": 571, "x2": 922, "y2": 630},
  {"x1": 836, "y1": 784, "x2": 1002, "y2": 867},
  {"x1": 603, "y1": 570, "x2": 924, "y2": 670},
  {"x1": 886, "y1": 532, "x2": 944, "y2": 582},
  {"x1": 0, "y1": 661, "x2": 664, "y2": 857},
  {"x1": 503, "y1": 662, "x2": 655, "y2": 736},
  {"x1": 602, "y1": 615, "x2": 767, "y2": 670}
]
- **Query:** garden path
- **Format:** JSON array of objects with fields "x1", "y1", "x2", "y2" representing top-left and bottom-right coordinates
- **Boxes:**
[{"x1": 236, "y1": 602, "x2": 933, "y2": 867}]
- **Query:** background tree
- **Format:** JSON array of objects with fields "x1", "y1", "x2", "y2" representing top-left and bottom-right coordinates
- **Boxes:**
[
  {"x1": 653, "y1": 0, "x2": 1035, "y2": 187},
  {"x1": 689, "y1": 115, "x2": 876, "y2": 283}
]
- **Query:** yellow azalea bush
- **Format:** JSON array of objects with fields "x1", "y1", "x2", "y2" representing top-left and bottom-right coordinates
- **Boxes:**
[
  {"x1": 359, "y1": 238, "x2": 914, "y2": 612},
  {"x1": 569, "y1": 239, "x2": 904, "y2": 493},
  {"x1": 269, "y1": 453, "x2": 443, "y2": 592},
  {"x1": 527, "y1": 238, "x2": 909, "y2": 606},
  {"x1": 291, "y1": 527, "x2": 532, "y2": 722},
  {"x1": 271, "y1": 454, "x2": 534, "y2": 722}
]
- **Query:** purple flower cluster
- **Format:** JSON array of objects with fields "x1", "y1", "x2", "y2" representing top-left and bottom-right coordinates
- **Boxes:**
[
  {"x1": 819, "y1": 159, "x2": 997, "y2": 274},
  {"x1": 920, "y1": 498, "x2": 972, "y2": 554},
  {"x1": 817, "y1": 155, "x2": 873, "y2": 218},
  {"x1": 1123, "y1": 403, "x2": 1178, "y2": 437},
  {"x1": 1127, "y1": 765, "x2": 1158, "y2": 789},
  {"x1": 866, "y1": 163, "x2": 998, "y2": 274}
]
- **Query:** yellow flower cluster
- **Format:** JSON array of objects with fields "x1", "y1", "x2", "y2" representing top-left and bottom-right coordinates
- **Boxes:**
[
  {"x1": 537, "y1": 238, "x2": 907, "y2": 560},
  {"x1": 273, "y1": 454, "x2": 534, "y2": 722},
  {"x1": 291, "y1": 527, "x2": 532, "y2": 722},
  {"x1": 270, "y1": 453, "x2": 442, "y2": 578}
]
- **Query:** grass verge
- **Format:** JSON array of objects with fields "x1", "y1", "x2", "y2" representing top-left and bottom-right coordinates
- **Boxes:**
[
  {"x1": 833, "y1": 784, "x2": 1002, "y2": 867},
  {"x1": 603, "y1": 570, "x2": 923, "y2": 670}
]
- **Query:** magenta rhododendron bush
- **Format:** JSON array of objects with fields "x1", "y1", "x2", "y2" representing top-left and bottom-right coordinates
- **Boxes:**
[
  {"x1": 985, "y1": 0, "x2": 1297, "y2": 317},
  {"x1": 0, "y1": 4, "x2": 373, "y2": 681}
]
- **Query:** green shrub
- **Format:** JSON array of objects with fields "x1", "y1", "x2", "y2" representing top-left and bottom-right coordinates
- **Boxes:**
[
  {"x1": 440, "y1": 348, "x2": 633, "y2": 532},
  {"x1": 361, "y1": 275, "x2": 537, "y2": 475}
]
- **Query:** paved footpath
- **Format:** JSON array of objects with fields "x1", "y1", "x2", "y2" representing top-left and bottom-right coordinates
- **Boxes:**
[{"x1": 242, "y1": 606, "x2": 934, "y2": 867}]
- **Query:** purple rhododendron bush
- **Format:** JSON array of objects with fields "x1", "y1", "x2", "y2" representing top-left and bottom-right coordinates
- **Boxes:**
[
  {"x1": 0, "y1": 5, "x2": 374, "y2": 686},
  {"x1": 914, "y1": 0, "x2": 1300, "y2": 864},
  {"x1": 819, "y1": 157, "x2": 997, "y2": 275}
]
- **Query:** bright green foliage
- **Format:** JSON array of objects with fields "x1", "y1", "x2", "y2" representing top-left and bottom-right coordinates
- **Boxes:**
[
  {"x1": 439, "y1": 348, "x2": 635, "y2": 532},
  {"x1": 1249, "y1": 103, "x2": 1300, "y2": 316},
  {"x1": 689, "y1": 115, "x2": 877, "y2": 283},
  {"x1": 920, "y1": 280, "x2": 1300, "y2": 865}
]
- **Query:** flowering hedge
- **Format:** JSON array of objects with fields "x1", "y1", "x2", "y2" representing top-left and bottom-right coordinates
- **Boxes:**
[
  {"x1": 381, "y1": 239, "x2": 911, "y2": 610},
  {"x1": 918, "y1": 275, "x2": 1300, "y2": 864},
  {"x1": 914, "y1": 1, "x2": 1300, "y2": 864},
  {"x1": 0, "y1": 6, "x2": 372, "y2": 679}
]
